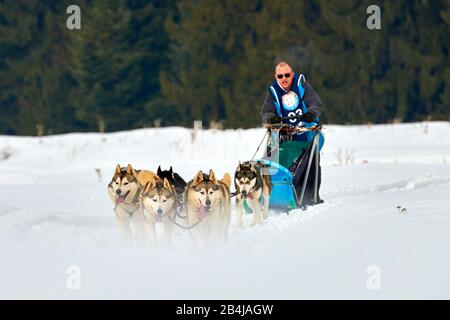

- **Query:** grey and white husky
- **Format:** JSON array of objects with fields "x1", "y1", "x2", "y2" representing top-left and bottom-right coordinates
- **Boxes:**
[
  {"x1": 140, "y1": 178, "x2": 177, "y2": 247},
  {"x1": 234, "y1": 161, "x2": 272, "y2": 228}
]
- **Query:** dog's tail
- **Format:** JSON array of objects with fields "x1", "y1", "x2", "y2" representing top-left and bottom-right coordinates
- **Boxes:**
[{"x1": 220, "y1": 173, "x2": 232, "y2": 189}]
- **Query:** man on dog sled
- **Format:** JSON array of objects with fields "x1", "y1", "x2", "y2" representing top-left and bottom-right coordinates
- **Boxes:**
[{"x1": 260, "y1": 61, "x2": 324, "y2": 206}]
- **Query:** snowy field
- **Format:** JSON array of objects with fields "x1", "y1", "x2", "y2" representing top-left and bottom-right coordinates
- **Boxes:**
[{"x1": 0, "y1": 122, "x2": 449, "y2": 299}]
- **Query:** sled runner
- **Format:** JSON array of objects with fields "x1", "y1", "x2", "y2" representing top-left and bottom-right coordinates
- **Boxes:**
[{"x1": 250, "y1": 115, "x2": 324, "y2": 212}]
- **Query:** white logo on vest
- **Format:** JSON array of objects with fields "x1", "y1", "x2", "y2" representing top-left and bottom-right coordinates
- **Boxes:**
[{"x1": 281, "y1": 91, "x2": 299, "y2": 111}]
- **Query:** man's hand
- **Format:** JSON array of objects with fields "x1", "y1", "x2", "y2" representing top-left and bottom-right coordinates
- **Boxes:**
[
  {"x1": 269, "y1": 116, "x2": 281, "y2": 124},
  {"x1": 303, "y1": 111, "x2": 316, "y2": 122}
]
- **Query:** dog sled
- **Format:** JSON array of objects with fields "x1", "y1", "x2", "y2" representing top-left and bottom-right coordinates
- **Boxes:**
[{"x1": 250, "y1": 115, "x2": 324, "y2": 212}]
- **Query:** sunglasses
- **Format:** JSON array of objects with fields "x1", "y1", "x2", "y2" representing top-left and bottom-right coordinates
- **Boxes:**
[{"x1": 276, "y1": 73, "x2": 291, "y2": 79}]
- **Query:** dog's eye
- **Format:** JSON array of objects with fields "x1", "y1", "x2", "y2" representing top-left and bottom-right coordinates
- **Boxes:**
[
  {"x1": 162, "y1": 199, "x2": 167, "y2": 203},
  {"x1": 209, "y1": 190, "x2": 214, "y2": 195},
  {"x1": 152, "y1": 199, "x2": 157, "y2": 202},
  {"x1": 115, "y1": 182, "x2": 119, "y2": 185},
  {"x1": 124, "y1": 182, "x2": 129, "y2": 186},
  {"x1": 200, "y1": 191, "x2": 205, "y2": 195}
]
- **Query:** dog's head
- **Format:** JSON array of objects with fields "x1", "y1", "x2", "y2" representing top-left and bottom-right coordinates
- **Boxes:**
[
  {"x1": 190, "y1": 169, "x2": 223, "y2": 212},
  {"x1": 157, "y1": 165, "x2": 187, "y2": 194},
  {"x1": 157, "y1": 165, "x2": 174, "y2": 181},
  {"x1": 109, "y1": 164, "x2": 139, "y2": 204},
  {"x1": 141, "y1": 178, "x2": 176, "y2": 218},
  {"x1": 234, "y1": 161, "x2": 259, "y2": 197}
]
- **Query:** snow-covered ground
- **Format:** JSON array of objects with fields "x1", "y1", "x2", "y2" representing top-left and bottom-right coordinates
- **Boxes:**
[{"x1": 0, "y1": 122, "x2": 449, "y2": 299}]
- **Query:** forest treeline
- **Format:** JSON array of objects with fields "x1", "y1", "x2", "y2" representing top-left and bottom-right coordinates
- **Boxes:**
[{"x1": 0, "y1": 0, "x2": 449, "y2": 135}]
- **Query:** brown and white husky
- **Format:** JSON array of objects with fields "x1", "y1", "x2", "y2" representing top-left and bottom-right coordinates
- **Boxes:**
[
  {"x1": 107, "y1": 164, "x2": 158, "y2": 245},
  {"x1": 185, "y1": 169, "x2": 231, "y2": 249}
]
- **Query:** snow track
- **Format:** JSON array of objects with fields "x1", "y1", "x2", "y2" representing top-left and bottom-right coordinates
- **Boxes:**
[{"x1": 0, "y1": 122, "x2": 449, "y2": 299}]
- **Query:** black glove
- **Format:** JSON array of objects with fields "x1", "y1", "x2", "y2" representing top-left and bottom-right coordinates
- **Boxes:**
[
  {"x1": 268, "y1": 116, "x2": 281, "y2": 124},
  {"x1": 303, "y1": 111, "x2": 316, "y2": 122}
]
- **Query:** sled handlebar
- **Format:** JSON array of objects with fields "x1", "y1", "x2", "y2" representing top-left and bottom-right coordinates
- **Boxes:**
[
  {"x1": 280, "y1": 114, "x2": 321, "y2": 124},
  {"x1": 264, "y1": 115, "x2": 322, "y2": 131},
  {"x1": 265, "y1": 124, "x2": 322, "y2": 132},
  {"x1": 264, "y1": 114, "x2": 321, "y2": 125},
  {"x1": 264, "y1": 121, "x2": 322, "y2": 132},
  {"x1": 263, "y1": 124, "x2": 322, "y2": 132}
]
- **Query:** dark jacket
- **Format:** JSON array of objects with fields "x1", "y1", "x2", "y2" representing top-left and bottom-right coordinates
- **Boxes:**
[{"x1": 260, "y1": 75, "x2": 324, "y2": 124}]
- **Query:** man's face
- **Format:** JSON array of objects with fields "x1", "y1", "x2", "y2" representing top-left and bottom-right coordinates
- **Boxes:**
[{"x1": 275, "y1": 66, "x2": 294, "y2": 91}]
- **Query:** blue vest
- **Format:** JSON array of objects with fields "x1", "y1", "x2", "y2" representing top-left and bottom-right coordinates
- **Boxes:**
[
  {"x1": 268, "y1": 73, "x2": 324, "y2": 148},
  {"x1": 268, "y1": 73, "x2": 308, "y2": 127}
]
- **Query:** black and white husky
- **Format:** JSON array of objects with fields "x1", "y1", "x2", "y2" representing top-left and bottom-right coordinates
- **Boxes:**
[
  {"x1": 157, "y1": 166, "x2": 187, "y2": 197},
  {"x1": 234, "y1": 161, "x2": 272, "y2": 228}
]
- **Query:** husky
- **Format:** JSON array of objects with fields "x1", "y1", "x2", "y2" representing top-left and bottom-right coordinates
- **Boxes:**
[
  {"x1": 140, "y1": 177, "x2": 177, "y2": 247},
  {"x1": 185, "y1": 169, "x2": 231, "y2": 249},
  {"x1": 234, "y1": 161, "x2": 272, "y2": 228},
  {"x1": 156, "y1": 166, "x2": 187, "y2": 199},
  {"x1": 107, "y1": 164, "x2": 159, "y2": 245}
]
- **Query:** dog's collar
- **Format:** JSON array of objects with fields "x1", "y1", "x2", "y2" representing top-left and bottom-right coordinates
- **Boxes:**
[
  {"x1": 114, "y1": 204, "x2": 136, "y2": 218},
  {"x1": 124, "y1": 208, "x2": 135, "y2": 217}
]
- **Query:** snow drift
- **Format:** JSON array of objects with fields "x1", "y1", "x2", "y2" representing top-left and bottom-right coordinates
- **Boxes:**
[{"x1": 0, "y1": 122, "x2": 449, "y2": 299}]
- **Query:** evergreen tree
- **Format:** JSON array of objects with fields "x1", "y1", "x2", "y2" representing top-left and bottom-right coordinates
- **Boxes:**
[
  {"x1": 0, "y1": 0, "x2": 78, "y2": 135},
  {"x1": 68, "y1": 0, "x2": 175, "y2": 131},
  {"x1": 163, "y1": 0, "x2": 293, "y2": 128},
  {"x1": 0, "y1": 0, "x2": 448, "y2": 135}
]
